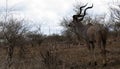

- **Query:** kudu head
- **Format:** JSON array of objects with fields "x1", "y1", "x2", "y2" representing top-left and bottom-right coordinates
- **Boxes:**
[{"x1": 68, "y1": 4, "x2": 93, "y2": 27}]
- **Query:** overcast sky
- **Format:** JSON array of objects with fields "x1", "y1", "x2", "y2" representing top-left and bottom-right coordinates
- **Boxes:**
[{"x1": 0, "y1": 0, "x2": 119, "y2": 35}]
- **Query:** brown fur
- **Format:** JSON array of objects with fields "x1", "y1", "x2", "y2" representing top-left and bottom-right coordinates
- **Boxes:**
[
  {"x1": 68, "y1": 4, "x2": 108, "y2": 66},
  {"x1": 85, "y1": 25, "x2": 108, "y2": 66}
]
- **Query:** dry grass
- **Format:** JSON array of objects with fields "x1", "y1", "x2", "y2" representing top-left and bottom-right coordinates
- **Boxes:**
[{"x1": 0, "y1": 39, "x2": 120, "y2": 69}]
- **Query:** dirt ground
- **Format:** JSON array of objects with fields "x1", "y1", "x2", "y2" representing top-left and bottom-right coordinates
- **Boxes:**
[{"x1": 0, "y1": 39, "x2": 120, "y2": 69}]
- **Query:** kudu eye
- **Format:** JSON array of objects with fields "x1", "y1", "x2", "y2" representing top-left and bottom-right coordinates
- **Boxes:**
[{"x1": 68, "y1": 24, "x2": 71, "y2": 27}]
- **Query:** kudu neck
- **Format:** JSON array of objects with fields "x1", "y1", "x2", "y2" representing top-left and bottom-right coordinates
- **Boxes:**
[
  {"x1": 74, "y1": 21, "x2": 90, "y2": 40},
  {"x1": 74, "y1": 21, "x2": 85, "y2": 31}
]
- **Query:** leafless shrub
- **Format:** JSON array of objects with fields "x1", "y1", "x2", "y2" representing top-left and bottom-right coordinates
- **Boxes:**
[
  {"x1": 40, "y1": 50, "x2": 62, "y2": 69},
  {"x1": 26, "y1": 32, "x2": 45, "y2": 47},
  {"x1": 60, "y1": 18, "x2": 82, "y2": 45},
  {"x1": 0, "y1": 18, "x2": 29, "y2": 68},
  {"x1": 109, "y1": 4, "x2": 120, "y2": 38}
]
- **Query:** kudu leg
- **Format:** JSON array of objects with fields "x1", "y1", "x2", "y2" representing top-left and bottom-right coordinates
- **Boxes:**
[
  {"x1": 101, "y1": 42, "x2": 107, "y2": 66},
  {"x1": 91, "y1": 42, "x2": 97, "y2": 66},
  {"x1": 86, "y1": 42, "x2": 92, "y2": 65},
  {"x1": 88, "y1": 49, "x2": 92, "y2": 65},
  {"x1": 100, "y1": 48, "x2": 106, "y2": 66},
  {"x1": 87, "y1": 42, "x2": 97, "y2": 66}
]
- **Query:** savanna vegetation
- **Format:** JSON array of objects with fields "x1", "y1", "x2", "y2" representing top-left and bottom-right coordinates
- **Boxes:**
[{"x1": 0, "y1": 1, "x2": 120, "y2": 69}]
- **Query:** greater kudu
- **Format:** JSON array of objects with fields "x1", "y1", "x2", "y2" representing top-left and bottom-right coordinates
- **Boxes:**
[{"x1": 68, "y1": 4, "x2": 108, "y2": 66}]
